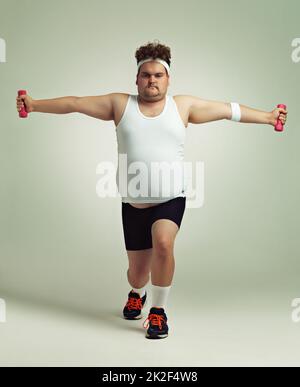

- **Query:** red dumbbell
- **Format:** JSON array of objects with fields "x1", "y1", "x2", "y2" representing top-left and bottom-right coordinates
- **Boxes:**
[
  {"x1": 18, "y1": 90, "x2": 28, "y2": 118},
  {"x1": 274, "y1": 104, "x2": 287, "y2": 132}
]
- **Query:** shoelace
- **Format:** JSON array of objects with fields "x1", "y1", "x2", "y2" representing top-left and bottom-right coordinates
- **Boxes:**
[
  {"x1": 126, "y1": 296, "x2": 143, "y2": 311},
  {"x1": 143, "y1": 313, "x2": 165, "y2": 330}
]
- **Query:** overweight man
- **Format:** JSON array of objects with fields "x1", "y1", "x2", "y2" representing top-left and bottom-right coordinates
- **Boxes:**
[{"x1": 16, "y1": 41, "x2": 288, "y2": 339}]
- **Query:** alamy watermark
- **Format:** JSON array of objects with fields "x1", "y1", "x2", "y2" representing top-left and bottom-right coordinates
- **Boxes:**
[
  {"x1": 0, "y1": 298, "x2": 6, "y2": 323},
  {"x1": 96, "y1": 154, "x2": 204, "y2": 208},
  {"x1": 291, "y1": 298, "x2": 300, "y2": 323},
  {"x1": 291, "y1": 38, "x2": 300, "y2": 63},
  {"x1": 0, "y1": 38, "x2": 6, "y2": 63}
]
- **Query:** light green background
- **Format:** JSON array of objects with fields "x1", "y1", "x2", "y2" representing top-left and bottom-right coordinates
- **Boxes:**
[{"x1": 0, "y1": 0, "x2": 299, "y2": 364}]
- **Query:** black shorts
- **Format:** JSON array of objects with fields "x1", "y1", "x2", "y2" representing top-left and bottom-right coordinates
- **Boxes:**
[{"x1": 121, "y1": 196, "x2": 186, "y2": 251}]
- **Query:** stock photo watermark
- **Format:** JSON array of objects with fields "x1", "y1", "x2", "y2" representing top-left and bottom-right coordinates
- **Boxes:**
[
  {"x1": 0, "y1": 298, "x2": 6, "y2": 323},
  {"x1": 96, "y1": 154, "x2": 204, "y2": 208},
  {"x1": 291, "y1": 298, "x2": 300, "y2": 323},
  {"x1": 291, "y1": 38, "x2": 300, "y2": 63},
  {"x1": 0, "y1": 37, "x2": 6, "y2": 63}
]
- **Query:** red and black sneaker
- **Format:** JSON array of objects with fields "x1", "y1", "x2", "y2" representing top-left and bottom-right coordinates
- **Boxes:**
[
  {"x1": 143, "y1": 307, "x2": 169, "y2": 339},
  {"x1": 123, "y1": 290, "x2": 147, "y2": 320}
]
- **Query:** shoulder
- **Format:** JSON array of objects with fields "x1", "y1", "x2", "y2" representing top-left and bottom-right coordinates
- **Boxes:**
[
  {"x1": 110, "y1": 93, "x2": 131, "y2": 116},
  {"x1": 111, "y1": 92, "x2": 131, "y2": 104},
  {"x1": 173, "y1": 94, "x2": 191, "y2": 101},
  {"x1": 173, "y1": 94, "x2": 193, "y2": 104},
  {"x1": 173, "y1": 94, "x2": 193, "y2": 110}
]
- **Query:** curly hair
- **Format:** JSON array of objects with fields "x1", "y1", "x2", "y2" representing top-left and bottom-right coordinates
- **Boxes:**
[{"x1": 135, "y1": 40, "x2": 171, "y2": 76}]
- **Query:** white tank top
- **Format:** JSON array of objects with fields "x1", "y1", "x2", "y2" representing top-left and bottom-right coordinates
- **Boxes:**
[{"x1": 115, "y1": 94, "x2": 188, "y2": 203}]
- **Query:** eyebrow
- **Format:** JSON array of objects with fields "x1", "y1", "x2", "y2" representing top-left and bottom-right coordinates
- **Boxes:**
[{"x1": 141, "y1": 72, "x2": 164, "y2": 75}]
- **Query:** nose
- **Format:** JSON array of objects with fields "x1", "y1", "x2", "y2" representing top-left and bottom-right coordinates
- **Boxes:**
[{"x1": 149, "y1": 75, "x2": 156, "y2": 83}]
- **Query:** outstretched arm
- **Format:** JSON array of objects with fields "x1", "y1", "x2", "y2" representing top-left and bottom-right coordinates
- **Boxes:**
[
  {"x1": 187, "y1": 95, "x2": 288, "y2": 126},
  {"x1": 16, "y1": 93, "x2": 115, "y2": 120}
]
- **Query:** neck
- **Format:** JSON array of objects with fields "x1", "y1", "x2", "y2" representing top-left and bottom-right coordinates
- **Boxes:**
[{"x1": 138, "y1": 94, "x2": 166, "y2": 105}]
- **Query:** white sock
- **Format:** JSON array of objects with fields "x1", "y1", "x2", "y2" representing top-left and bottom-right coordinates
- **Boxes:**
[
  {"x1": 151, "y1": 284, "x2": 171, "y2": 309},
  {"x1": 131, "y1": 284, "x2": 147, "y2": 298}
]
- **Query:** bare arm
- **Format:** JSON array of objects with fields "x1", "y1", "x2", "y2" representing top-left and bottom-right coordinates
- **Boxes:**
[
  {"x1": 17, "y1": 93, "x2": 115, "y2": 120},
  {"x1": 33, "y1": 97, "x2": 77, "y2": 114},
  {"x1": 237, "y1": 104, "x2": 272, "y2": 124},
  {"x1": 239, "y1": 104, "x2": 287, "y2": 126},
  {"x1": 187, "y1": 96, "x2": 231, "y2": 124},
  {"x1": 187, "y1": 95, "x2": 287, "y2": 126},
  {"x1": 74, "y1": 94, "x2": 114, "y2": 120},
  {"x1": 17, "y1": 94, "x2": 77, "y2": 114}
]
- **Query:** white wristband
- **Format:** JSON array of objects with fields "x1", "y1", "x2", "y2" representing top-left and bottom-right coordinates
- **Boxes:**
[{"x1": 230, "y1": 102, "x2": 241, "y2": 122}]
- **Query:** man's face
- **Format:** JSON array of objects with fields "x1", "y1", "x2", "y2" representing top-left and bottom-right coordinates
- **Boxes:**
[{"x1": 135, "y1": 61, "x2": 170, "y2": 101}]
